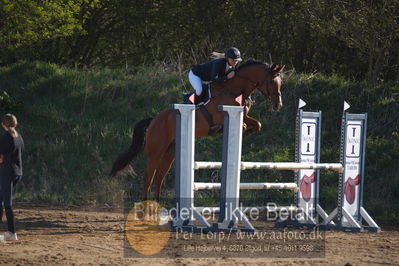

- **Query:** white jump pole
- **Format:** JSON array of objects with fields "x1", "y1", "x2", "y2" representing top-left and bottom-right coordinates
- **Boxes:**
[
  {"x1": 194, "y1": 161, "x2": 343, "y2": 172},
  {"x1": 196, "y1": 206, "x2": 299, "y2": 214},
  {"x1": 194, "y1": 182, "x2": 299, "y2": 191}
]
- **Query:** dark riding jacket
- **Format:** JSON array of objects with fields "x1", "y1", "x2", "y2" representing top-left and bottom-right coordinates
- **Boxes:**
[
  {"x1": 0, "y1": 131, "x2": 24, "y2": 177},
  {"x1": 191, "y1": 58, "x2": 234, "y2": 83}
]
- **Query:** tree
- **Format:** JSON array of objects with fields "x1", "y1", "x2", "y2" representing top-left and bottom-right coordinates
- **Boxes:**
[
  {"x1": 0, "y1": 0, "x2": 85, "y2": 64},
  {"x1": 309, "y1": 0, "x2": 399, "y2": 84}
]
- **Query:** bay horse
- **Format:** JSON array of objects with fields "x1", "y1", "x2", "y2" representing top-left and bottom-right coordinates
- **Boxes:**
[{"x1": 110, "y1": 60, "x2": 285, "y2": 202}]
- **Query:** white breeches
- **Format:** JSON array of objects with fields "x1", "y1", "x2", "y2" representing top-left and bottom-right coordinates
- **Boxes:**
[{"x1": 188, "y1": 70, "x2": 203, "y2": 96}]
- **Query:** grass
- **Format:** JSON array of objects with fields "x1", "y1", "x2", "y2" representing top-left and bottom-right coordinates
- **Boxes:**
[{"x1": 0, "y1": 61, "x2": 398, "y2": 223}]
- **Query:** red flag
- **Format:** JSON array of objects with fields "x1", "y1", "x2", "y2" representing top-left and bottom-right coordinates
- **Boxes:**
[
  {"x1": 235, "y1": 94, "x2": 242, "y2": 105},
  {"x1": 189, "y1": 94, "x2": 195, "y2": 104}
]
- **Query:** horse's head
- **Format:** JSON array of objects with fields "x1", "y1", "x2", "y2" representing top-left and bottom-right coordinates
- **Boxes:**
[
  {"x1": 235, "y1": 61, "x2": 285, "y2": 111},
  {"x1": 258, "y1": 63, "x2": 284, "y2": 111}
]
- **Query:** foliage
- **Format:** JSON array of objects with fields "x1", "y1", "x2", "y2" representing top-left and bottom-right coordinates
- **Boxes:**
[
  {"x1": 0, "y1": 61, "x2": 398, "y2": 223},
  {"x1": 309, "y1": 0, "x2": 399, "y2": 84},
  {"x1": 0, "y1": 0, "x2": 86, "y2": 63},
  {"x1": 0, "y1": 90, "x2": 18, "y2": 113},
  {"x1": 0, "y1": 0, "x2": 398, "y2": 83}
]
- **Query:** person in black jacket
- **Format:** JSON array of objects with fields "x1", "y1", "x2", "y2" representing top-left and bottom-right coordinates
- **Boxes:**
[
  {"x1": 188, "y1": 47, "x2": 242, "y2": 104},
  {"x1": 0, "y1": 113, "x2": 24, "y2": 241}
]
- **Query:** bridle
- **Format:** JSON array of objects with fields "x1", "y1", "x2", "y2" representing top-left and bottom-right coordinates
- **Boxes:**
[{"x1": 235, "y1": 65, "x2": 281, "y2": 99}]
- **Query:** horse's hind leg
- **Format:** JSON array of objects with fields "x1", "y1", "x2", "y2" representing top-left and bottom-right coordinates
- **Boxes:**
[
  {"x1": 142, "y1": 136, "x2": 175, "y2": 201},
  {"x1": 142, "y1": 159, "x2": 158, "y2": 201},
  {"x1": 141, "y1": 109, "x2": 176, "y2": 201},
  {"x1": 142, "y1": 141, "x2": 169, "y2": 201},
  {"x1": 153, "y1": 142, "x2": 175, "y2": 202}
]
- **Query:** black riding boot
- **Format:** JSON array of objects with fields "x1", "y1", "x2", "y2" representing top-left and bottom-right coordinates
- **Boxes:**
[
  {"x1": 182, "y1": 92, "x2": 193, "y2": 104},
  {"x1": 193, "y1": 94, "x2": 200, "y2": 105}
]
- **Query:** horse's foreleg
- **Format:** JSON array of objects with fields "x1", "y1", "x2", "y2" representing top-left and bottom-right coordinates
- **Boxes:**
[
  {"x1": 242, "y1": 122, "x2": 247, "y2": 132},
  {"x1": 243, "y1": 115, "x2": 262, "y2": 137},
  {"x1": 153, "y1": 143, "x2": 175, "y2": 202}
]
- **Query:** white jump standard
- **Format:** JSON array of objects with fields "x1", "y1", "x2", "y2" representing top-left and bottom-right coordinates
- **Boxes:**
[
  {"x1": 320, "y1": 108, "x2": 380, "y2": 232},
  {"x1": 170, "y1": 100, "x2": 380, "y2": 233}
]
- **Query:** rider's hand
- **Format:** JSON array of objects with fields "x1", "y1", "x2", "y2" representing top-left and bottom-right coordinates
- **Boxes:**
[{"x1": 227, "y1": 71, "x2": 235, "y2": 79}]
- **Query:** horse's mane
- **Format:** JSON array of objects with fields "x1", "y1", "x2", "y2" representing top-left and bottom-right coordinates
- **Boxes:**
[{"x1": 236, "y1": 59, "x2": 270, "y2": 71}]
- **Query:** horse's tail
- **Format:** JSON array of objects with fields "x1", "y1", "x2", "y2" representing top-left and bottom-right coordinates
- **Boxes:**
[{"x1": 109, "y1": 117, "x2": 153, "y2": 176}]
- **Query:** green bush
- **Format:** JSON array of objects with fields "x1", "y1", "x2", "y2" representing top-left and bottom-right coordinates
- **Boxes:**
[{"x1": 0, "y1": 62, "x2": 397, "y2": 223}]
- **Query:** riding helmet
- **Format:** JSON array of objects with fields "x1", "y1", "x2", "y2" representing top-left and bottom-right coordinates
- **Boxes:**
[{"x1": 225, "y1": 47, "x2": 242, "y2": 61}]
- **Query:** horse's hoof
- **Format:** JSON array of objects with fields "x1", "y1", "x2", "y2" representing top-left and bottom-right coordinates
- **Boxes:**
[{"x1": 209, "y1": 125, "x2": 223, "y2": 136}]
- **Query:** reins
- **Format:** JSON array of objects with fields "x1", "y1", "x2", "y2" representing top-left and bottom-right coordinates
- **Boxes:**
[{"x1": 207, "y1": 65, "x2": 275, "y2": 104}]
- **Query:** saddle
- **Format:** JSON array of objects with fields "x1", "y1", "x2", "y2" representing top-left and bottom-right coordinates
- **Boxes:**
[
  {"x1": 181, "y1": 84, "x2": 223, "y2": 135},
  {"x1": 300, "y1": 173, "x2": 315, "y2": 202},
  {"x1": 344, "y1": 175, "x2": 360, "y2": 205},
  {"x1": 182, "y1": 83, "x2": 211, "y2": 106},
  {"x1": 181, "y1": 83, "x2": 243, "y2": 136}
]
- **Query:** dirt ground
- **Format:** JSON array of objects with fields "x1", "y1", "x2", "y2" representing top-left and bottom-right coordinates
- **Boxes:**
[{"x1": 0, "y1": 203, "x2": 398, "y2": 265}]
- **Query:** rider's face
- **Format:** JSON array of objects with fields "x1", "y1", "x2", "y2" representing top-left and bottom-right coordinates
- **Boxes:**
[{"x1": 227, "y1": 58, "x2": 239, "y2": 66}]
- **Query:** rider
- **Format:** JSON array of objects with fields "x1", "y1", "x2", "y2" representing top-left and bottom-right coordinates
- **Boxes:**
[{"x1": 188, "y1": 47, "x2": 242, "y2": 104}]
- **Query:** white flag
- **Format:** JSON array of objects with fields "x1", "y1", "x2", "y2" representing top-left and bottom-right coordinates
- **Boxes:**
[
  {"x1": 298, "y1": 98, "x2": 307, "y2": 109},
  {"x1": 343, "y1": 101, "x2": 350, "y2": 111}
]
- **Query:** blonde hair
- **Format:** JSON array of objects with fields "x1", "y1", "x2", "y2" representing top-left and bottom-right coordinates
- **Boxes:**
[
  {"x1": 211, "y1": 51, "x2": 225, "y2": 59},
  {"x1": 2, "y1": 113, "x2": 18, "y2": 138}
]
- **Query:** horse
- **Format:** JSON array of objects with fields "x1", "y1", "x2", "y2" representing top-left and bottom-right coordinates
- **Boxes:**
[{"x1": 110, "y1": 60, "x2": 285, "y2": 202}]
